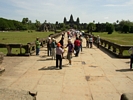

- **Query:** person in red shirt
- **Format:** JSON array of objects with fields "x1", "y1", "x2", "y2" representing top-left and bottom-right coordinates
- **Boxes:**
[{"x1": 74, "y1": 37, "x2": 81, "y2": 57}]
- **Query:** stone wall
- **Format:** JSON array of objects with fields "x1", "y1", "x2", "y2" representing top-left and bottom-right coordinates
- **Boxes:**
[{"x1": 0, "y1": 52, "x2": 5, "y2": 73}]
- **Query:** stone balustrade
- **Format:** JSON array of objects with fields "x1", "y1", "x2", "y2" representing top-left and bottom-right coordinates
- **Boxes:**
[
  {"x1": 0, "y1": 33, "x2": 61, "y2": 56},
  {"x1": 93, "y1": 36, "x2": 132, "y2": 58}
]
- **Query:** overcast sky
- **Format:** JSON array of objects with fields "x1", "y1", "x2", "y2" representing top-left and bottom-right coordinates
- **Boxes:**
[{"x1": 0, "y1": 0, "x2": 133, "y2": 23}]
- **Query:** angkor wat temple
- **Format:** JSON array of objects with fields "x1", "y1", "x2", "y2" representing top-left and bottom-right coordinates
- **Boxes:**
[{"x1": 63, "y1": 14, "x2": 80, "y2": 27}]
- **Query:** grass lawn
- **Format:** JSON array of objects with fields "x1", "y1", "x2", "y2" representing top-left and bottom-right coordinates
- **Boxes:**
[
  {"x1": 0, "y1": 31, "x2": 54, "y2": 45},
  {"x1": 0, "y1": 31, "x2": 54, "y2": 54},
  {"x1": 93, "y1": 32, "x2": 133, "y2": 45}
]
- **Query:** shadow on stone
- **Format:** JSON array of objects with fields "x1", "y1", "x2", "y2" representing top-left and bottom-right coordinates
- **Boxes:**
[
  {"x1": 125, "y1": 61, "x2": 130, "y2": 64},
  {"x1": 89, "y1": 65, "x2": 98, "y2": 68},
  {"x1": 41, "y1": 55, "x2": 48, "y2": 58},
  {"x1": 94, "y1": 44, "x2": 116, "y2": 58},
  {"x1": 37, "y1": 58, "x2": 53, "y2": 61},
  {"x1": 38, "y1": 66, "x2": 57, "y2": 70},
  {"x1": 116, "y1": 68, "x2": 133, "y2": 72},
  {"x1": 85, "y1": 76, "x2": 90, "y2": 81},
  {"x1": 81, "y1": 61, "x2": 86, "y2": 65},
  {"x1": 120, "y1": 93, "x2": 133, "y2": 100}
]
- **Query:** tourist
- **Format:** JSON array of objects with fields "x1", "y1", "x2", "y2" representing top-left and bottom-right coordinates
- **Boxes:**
[
  {"x1": 79, "y1": 35, "x2": 83, "y2": 52},
  {"x1": 65, "y1": 39, "x2": 74, "y2": 65},
  {"x1": 89, "y1": 35, "x2": 93, "y2": 48},
  {"x1": 51, "y1": 38, "x2": 56, "y2": 60},
  {"x1": 35, "y1": 37, "x2": 41, "y2": 55},
  {"x1": 56, "y1": 43, "x2": 64, "y2": 69},
  {"x1": 59, "y1": 37, "x2": 65, "y2": 58},
  {"x1": 47, "y1": 37, "x2": 52, "y2": 56},
  {"x1": 128, "y1": 46, "x2": 133, "y2": 69},
  {"x1": 86, "y1": 35, "x2": 89, "y2": 48},
  {"x1": 96, "y1": 35, "x2": 101, "y2": 48},
  {"x1": 59, "y1": 37, "x2": 64, "y2": 48},
  {"x1": 74, "y1": 37, "x2": 81, "y2": 57}
]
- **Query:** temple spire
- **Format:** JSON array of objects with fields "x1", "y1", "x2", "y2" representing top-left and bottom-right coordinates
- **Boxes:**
[{"x1": 69, "y1": 14, "x2": 74, "y2": 22}]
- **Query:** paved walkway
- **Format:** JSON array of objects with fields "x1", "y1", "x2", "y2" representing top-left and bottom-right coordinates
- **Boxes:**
[{"x1": 0, "y1": 34, "x2": 133, "y2": 100}]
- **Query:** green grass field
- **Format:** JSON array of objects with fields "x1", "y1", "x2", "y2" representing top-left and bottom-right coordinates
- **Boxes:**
[
  {"x1": 0, "y1": 31, "x2": 54, "y2": 44},
  {"x1": 0, "y1": 31, "x2": 54, "y2": 54},
  {"x1": 93, "y1": 32, "x2": 133, "y2": 45}
]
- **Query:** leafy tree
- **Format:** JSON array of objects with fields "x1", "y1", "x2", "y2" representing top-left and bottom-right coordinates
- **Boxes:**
[
  {"x1": 0, "y1": 18, "x2": 9, "y2": 30},
  {"x1": 35, "y1": 20, "x2": 41, "y2": 30},
  {"x1": 65, "y1": 25, "x2": 70, "y2": 29},
  {"x1": 22, "y1": 18, "x2": 29, "y2": 24},
  {"x1": 130, "y1": 25, "x2": 133, "y2": 33},
  {"x1": 106, "y1": 23, "x2": 114, "y2": 34},
  {"x1": 122, "y1": 25, "x2": 130, "y2": 33},
  {"x1": 87, "y1": 23, "x2": 96, "y2": 34},
  {"x1": 60, "y1": 23, "x2": 65, "y2": 28},
  {"x1": 119, "y1": 20, "x2": 133, "y2": 33}
]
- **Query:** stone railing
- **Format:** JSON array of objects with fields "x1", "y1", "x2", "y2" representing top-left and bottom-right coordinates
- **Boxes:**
[
  {"x1": 0, "y1": 52, "x2": 5, "y2": 73},
  {"x1": 0, "y1": 33, "x2": 61, "y2": 56},
  {"x1": 93, "y1": 36, "x2": 132, "y2": 58}
]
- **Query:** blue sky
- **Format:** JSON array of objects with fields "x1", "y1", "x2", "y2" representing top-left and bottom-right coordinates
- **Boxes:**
[{"x1": 0, "y1": 0, "x2": 133, "y2": 23}]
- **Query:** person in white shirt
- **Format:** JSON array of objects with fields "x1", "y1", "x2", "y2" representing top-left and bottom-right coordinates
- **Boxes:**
[{"x1": 56, "y1": 43, "x2": 64, "y2": 69}]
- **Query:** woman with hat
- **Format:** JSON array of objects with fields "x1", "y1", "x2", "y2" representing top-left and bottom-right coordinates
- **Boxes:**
[{"x1": 56, "y1": 43, "x2": 64, "y2": 69}]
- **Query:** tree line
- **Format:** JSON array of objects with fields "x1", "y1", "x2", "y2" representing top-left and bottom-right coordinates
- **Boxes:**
[
  {"x1": 0, "y1": 17, "x2": 41, "y2": 31},
  {"x1": 0, "y1": 17, "x2": 133, "y2": 34}
]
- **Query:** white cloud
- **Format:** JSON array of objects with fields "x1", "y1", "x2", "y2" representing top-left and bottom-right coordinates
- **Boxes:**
[{"x1": 104, "y1": 17, "x2": 109, "y2": 19}]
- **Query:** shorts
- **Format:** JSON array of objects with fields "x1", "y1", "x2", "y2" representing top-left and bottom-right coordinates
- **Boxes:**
[{"x1": 67, "y1": 52, "x2": 72, "y2": 60}]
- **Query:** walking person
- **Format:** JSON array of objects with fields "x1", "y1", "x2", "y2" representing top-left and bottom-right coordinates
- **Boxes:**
[
  {"x1": 128, "y1": 46, "x2": 133, "y2": 69},
  {"x1": 86, "y1": 36, "x2": 89, "y2": 48},
  {"x1": 74, "y1": 37, "x2": 81, "y2": 57},
  {"x1": 35, "y1": 37, "x2": 41, "y2": 55},
  {"x1": 56, "y1": 43, "x2": 64, "y2": 69},
  {"x1": 65, "y1": 39, "x2": 74, "y2": 65},
  {"x1": 47, "y1": 37, "x2": 52, "y2": 56},
  {"x1": 51, "y1": 38, "x2": 56, "y2": 60},
  {"x1": 79, "y1": 35, "x2": 83, "y2": 52},
  {"x1": 96, "y1": 35, "x2": 101, "y2": 48},
  {"x1": 59, "y1": 37, "x2": 65, "y2": 58},
  {"x1": 89, "y1": 35, "x2": 93, "y2": 48}
]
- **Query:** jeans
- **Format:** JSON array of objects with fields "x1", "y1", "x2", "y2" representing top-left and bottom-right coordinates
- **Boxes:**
[{"x1": 36, "y1": 48, "x2": 40, "y2": 55}]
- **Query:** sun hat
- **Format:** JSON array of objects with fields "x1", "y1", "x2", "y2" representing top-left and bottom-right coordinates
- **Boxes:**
[
  {"x1": 57, "y1": 43, "x2": 61, "y2": 47},
  {"x1": 52, "y1": 38, "x2": 55, "y2": 41},
  {"x1": 48, "y1": 37, "x2": 51, "y2": 39}
]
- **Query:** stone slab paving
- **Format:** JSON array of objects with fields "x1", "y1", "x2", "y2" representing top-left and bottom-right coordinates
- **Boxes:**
[{"x1": 0, "y1": 33, "x2": 133, "y2": 100}]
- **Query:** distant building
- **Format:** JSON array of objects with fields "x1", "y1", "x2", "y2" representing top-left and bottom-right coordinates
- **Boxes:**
[{"x1": 63, "y1": 14, "x2": 80, "y2": 28}]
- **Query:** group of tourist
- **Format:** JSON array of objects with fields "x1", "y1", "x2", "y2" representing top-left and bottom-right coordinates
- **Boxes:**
[{"x1": 35, "y1": 30, "x2": 133, "y2": 70}]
